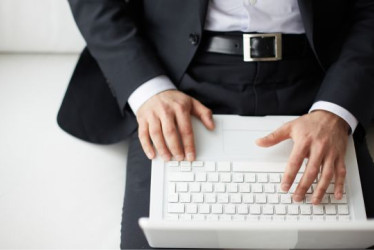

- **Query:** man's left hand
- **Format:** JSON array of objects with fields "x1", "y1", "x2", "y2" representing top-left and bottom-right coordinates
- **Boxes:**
[{"x1": 256, "y1": 110, "x2": 350, "y2": 205}]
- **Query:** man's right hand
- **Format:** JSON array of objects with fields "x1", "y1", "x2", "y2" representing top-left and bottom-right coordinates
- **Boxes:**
[{"x1": 136, "y1": 90, "x2": 215, "y2": 162}]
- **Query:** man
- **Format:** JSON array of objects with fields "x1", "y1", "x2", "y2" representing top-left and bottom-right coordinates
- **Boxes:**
[{"x1": 58, "y1": 0, "x2": 374, "y2": 248}]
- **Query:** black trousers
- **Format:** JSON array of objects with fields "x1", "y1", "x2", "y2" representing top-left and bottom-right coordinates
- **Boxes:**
[{"x1": 120, "y1": 50, "x2": 374, "y2": 249}]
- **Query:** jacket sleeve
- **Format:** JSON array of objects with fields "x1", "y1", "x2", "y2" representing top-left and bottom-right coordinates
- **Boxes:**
[
  {"x1": 315, "y1": 0, "x2": 374, "y2": 131},
  {"x1": 68, "y1": 0, "x2": 166, "y2": 112}
]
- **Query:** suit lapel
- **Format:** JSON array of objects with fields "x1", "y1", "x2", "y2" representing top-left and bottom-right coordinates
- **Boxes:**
[{"x1": 197, "y1": 0, "x2": 210, "y2": 30}]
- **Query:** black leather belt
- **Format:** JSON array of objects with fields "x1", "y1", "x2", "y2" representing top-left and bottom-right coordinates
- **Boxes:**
[{"x1": 201, "y1": 32, "x2": 309, "y2": 62}]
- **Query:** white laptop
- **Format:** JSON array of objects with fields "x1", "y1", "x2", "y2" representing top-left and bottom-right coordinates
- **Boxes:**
[{"x1": 139, "y1": 115, "x2": 374, "y2": 249}]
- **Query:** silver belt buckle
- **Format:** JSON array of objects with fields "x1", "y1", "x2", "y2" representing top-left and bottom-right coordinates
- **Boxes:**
[{"x1": 243, "y1": 33, "x2": 282, "y2": 62}]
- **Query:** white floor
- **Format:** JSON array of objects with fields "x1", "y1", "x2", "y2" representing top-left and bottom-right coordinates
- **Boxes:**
[
  {"x1": 0, "y1": 54, "x2": 128, "y2": 249},
  {"x1": 0, "y1": 54, "x2": 373, "y2": 249}
]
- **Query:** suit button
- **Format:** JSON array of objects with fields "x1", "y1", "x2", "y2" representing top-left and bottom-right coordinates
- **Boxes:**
[{"x1": 189, "y1": 33, "x2": 200, "y2": 45}]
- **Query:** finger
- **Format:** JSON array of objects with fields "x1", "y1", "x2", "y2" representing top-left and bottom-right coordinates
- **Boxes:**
[
  {"x1": 161, "y1": 115, "x2": 184, "y2": 161},
  {"x1": 293, "y1": 147, "x2": 323, "y2": 202},
  {"x1": 138, "y1": 121, "x2": 155, "y2": 159},
  {"x1": 312, "y1": 157, "x2": 335, "y2": 205},
  {"x1": 281, "y1": 142, "x2": 308, "y2": 192},
  {"x1": 175, "y1": 111, "x2": 195, "y2": 161},
  {"x1": 334, "y1": 158, "x2": 346, "y2": 200},
  {"x1": 149, "y1": 118, "x2": 171, "y2": 161},
  {"x1": 191, "y1": 99, "x2": 215, "y2": 130},
  {"x1": 256, "y1": 123, "x2": 291, "y2": 147}
]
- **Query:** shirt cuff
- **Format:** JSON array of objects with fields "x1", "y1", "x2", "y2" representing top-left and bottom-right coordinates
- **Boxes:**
[
  {"x1": 309, "y1": 101, "x2": 358, "y2": 133},
  {"x1": 127, "y1": 75, "x2": 176, "y2": 114}
]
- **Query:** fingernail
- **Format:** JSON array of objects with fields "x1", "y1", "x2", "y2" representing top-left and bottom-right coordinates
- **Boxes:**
[
  {"x1": 186, "y1": 153, "x2": 195, "y2": 162},
  {"x1": 281, "y1": 183, "x2": 290, "y2": 192},
  {"x1": 146, "y1": 151, "x2": 153, "y2": 159},
  {"x1": 335, "y1": 192, "x2": 342, "y2": 200},
  {"x1": 293, "y1": 195, "x2": 302, "y2": 202},
  {"x1": 162, "y1": 155, "x2": 171, "y2": 161},
  {"x1": 175, "y1": 155, "x2": 184, "y2": 161}
]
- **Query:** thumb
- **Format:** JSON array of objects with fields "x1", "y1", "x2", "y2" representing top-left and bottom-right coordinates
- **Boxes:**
[
  {"x1": 256, "y1": 124, "x2": 291, "y2": 147},
  {"x1": 191, "y1": 99, "x2": 215, "y2": 130}
]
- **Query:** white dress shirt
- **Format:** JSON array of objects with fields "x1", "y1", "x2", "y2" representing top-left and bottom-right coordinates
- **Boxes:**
[{"x1": 128, "y1": 0, "x2": 358, "y2": 132}]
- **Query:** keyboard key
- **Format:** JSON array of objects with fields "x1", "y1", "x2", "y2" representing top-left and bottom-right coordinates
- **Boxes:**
[
  {"x1": 180, "y1": 161, "x2": 191, "y2": 171},
  {"x1": 321, "y1": 195, "x2": 329, "y2": 204},
  {"x1": 233, "y1": 173, "x2": 244, "y2": 183},
  {"x1": 199, "y1": 204, "x2": 210, "y2": 214},
  {"x1": 214, "y1": 183, "x2": 225, "y2": 193},
  {"x1": 286, "y1": 216, "x2": 298, "y2": 222},
  {"x1": 244, "y1": 173, "x2": 256, "y2": 183},
  {"x1": 294, "y1": 173, "x2": 303, "y2": 183},
  {"x1": 239, "y1": 183, "x2": 250, "y2": 193},
  {"x1": 233, "y1": 215, "x2": 245, "y2": 221},
  {"x1": 208, "y1": 173, "x2": 219, "y2": 182},
  {"x1": 230, "y1": 194, "x2": 242, "y2": 203},
  {"x1": 168, "y1": 182, "x2": 176, "y2": 193},
  {"x1": 168, "y1": 204, "x2": 184, "y2": 213},
  {"x1": 275, "y1": 205, "x2": 286, "y2": 215},
  {"x1": 325, "y1": 215, "x2": 337, "y2": 222},
  {"x1": 224, "y1": 204, "x2": 236, "y2": 214},
  {"x1": 176, "y1": 183, "x2": 188, "y2": 192},
  {"x1": 260, "y1": 215, "x2": 272, "y2": 221},
  {"x1": 166, "y1": 214, "x2": 179, "y2": 221},
  {"x1": 212, "y1": 204, "x2": 223, "y2": 214},
  {"x1": 205, "y1": 193, "x2": 216, "y2": 203},
  {"x1": 192, "y1": 193, "x2": 204, "y2": 203},
  {"x1": 243, "y1": 194, "x2": 254, "y2": 204},
  {"x1": 189, "y1": 183, "x2": 201, "y2": 193},
  {"x1": 330, "y1": 194, "x2": 347, "y2": 204},
  {"x1": 264, "y1": 184, "x2": 275, "y2": 193},
  {"x1": 220, "y1": 215, "x2": 232, "y2": 221},
  {"x1": 280, "y1": 194, "x2": 292, "y2": 204},
  {"x1": 202, "y1": 183, "x2": 213, "y2": 192},
  {"x1": 196, "y1": 172, "x2": 207, "y2": 182},
  {"x1": 180, "y1": 214, "x2": 192, "y2": 221},
  {"x1": 186, "y1": 204, "x2": 198, "y2": 214},
  {"x1": 263, "y1": 205, "x2": 274, "y2": 215},
  {"x1": 220, "y1": 173, "x2": 231, "y2": 182},
  {"x1": 255, "y1": 194, "x2": 266, "y2": 204},
  {"x1": 257, "y1": 173, "x2": 268, "y2": 183},
  {"x1": 237, "y1": 205, "x2": 249, "y2": 214},
  {"x1": 299, "y1": 216, "x2": 311, "y2": 222},
  {"x1": 250, "y1": 205, "x2": 261, "y2": 215},
  {"x1": 337, "y1": 205, "x2": 349, "y2": 215},
  {"x1": 192, "y1": 161, "x2": 204, "y2": 167},
  {"x1": 288, "y1": 205, "x2": 299, "y2": 215},
  {"x1": 180, "y1": 193, "x2": 191, "y2": 203},
  {"x1": 205, "y1": 161, "x2": 216, "y2": 171},
  {"x1": 207, "y1": 215, "x2": 219, "y2": 221},
  {"x1": 217, "y1": 194, "x2": 229, "y2": 203},
  {"x1": 252, "y1": 184, "x2": 263, "y2": 193},
  {"x1": 247, "y1": 215, "x2": 259, "y2": 221},
  {"x1": 273, "y1": 215, "x2": 285, "y2": 221},
  {"x1": 300, "y1": 205, "x2": 312, "y2": 215},
  {"x1": 269, "y1": 173, "x2": 281, "y2": 183},
  {"x1": 228, "y1": 183, "x2": 238, "y2": 193},
  {"x1": 168, "y1": 193, "x2": 178, "y2": 203},
  {"x1": 169, "y1": 172, "x2": 194, "y2": 182},
  {"x1": 167, "y1": 161, "x2": 179, "y2": 167},
  {"x1": 305, "y1": 194, "x2": 313, "y2": 204},
  {"x1": 267, "y1": 194, "x2": 279, "y2": 204},
  {"x1": 339, "y1": 216, "x2": 350, "y2": 222},
  {"x1": 193, "y1": 214, "x2": 205, "y2": 221},
  {"x1": 326, "y1": 184, "x2": 335, "y2": 194},
  {"x1": 289, "y1": 184, "x2": 297, "y2": 194},
  {"x1": 312, "y1": 216, "x2": 324, "y2": 222},
  {"x1": 325, "y1": 205, "x2": 337, "y2": 215},
  {"x1": 217, "y1": 161, "x2": 231, "y2": 172},
  {"x1": 312, "y1": 205, "x2": 324, "y2": 215}
]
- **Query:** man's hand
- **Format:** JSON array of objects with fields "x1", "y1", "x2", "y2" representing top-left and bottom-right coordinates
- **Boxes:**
[
  {"x1": 136, "y1": 90, "x2": 215, "y2": 162},
  {"x1": 256, "y1": 111, "x2": 350, "y2": 205}
]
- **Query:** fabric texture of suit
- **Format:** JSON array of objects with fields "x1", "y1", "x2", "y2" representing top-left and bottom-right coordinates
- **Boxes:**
[{"x1": 58, "y1": 0, "x2": 374, "y2": 144}]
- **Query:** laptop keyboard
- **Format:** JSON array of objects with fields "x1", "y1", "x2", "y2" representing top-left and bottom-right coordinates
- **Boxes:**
[{"x1": 165, "y1": 160, "x2": 350, "y2": 222}]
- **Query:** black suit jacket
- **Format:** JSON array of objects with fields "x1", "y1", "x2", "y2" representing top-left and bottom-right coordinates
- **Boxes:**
[{"x1": 58, "y1": 0, "x2": 374, "y2": 144}]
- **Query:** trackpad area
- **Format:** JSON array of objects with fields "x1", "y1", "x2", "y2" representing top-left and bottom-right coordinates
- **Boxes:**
[{"x1": 223, "y1": 130, "x2": 293, "y2": 160}]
